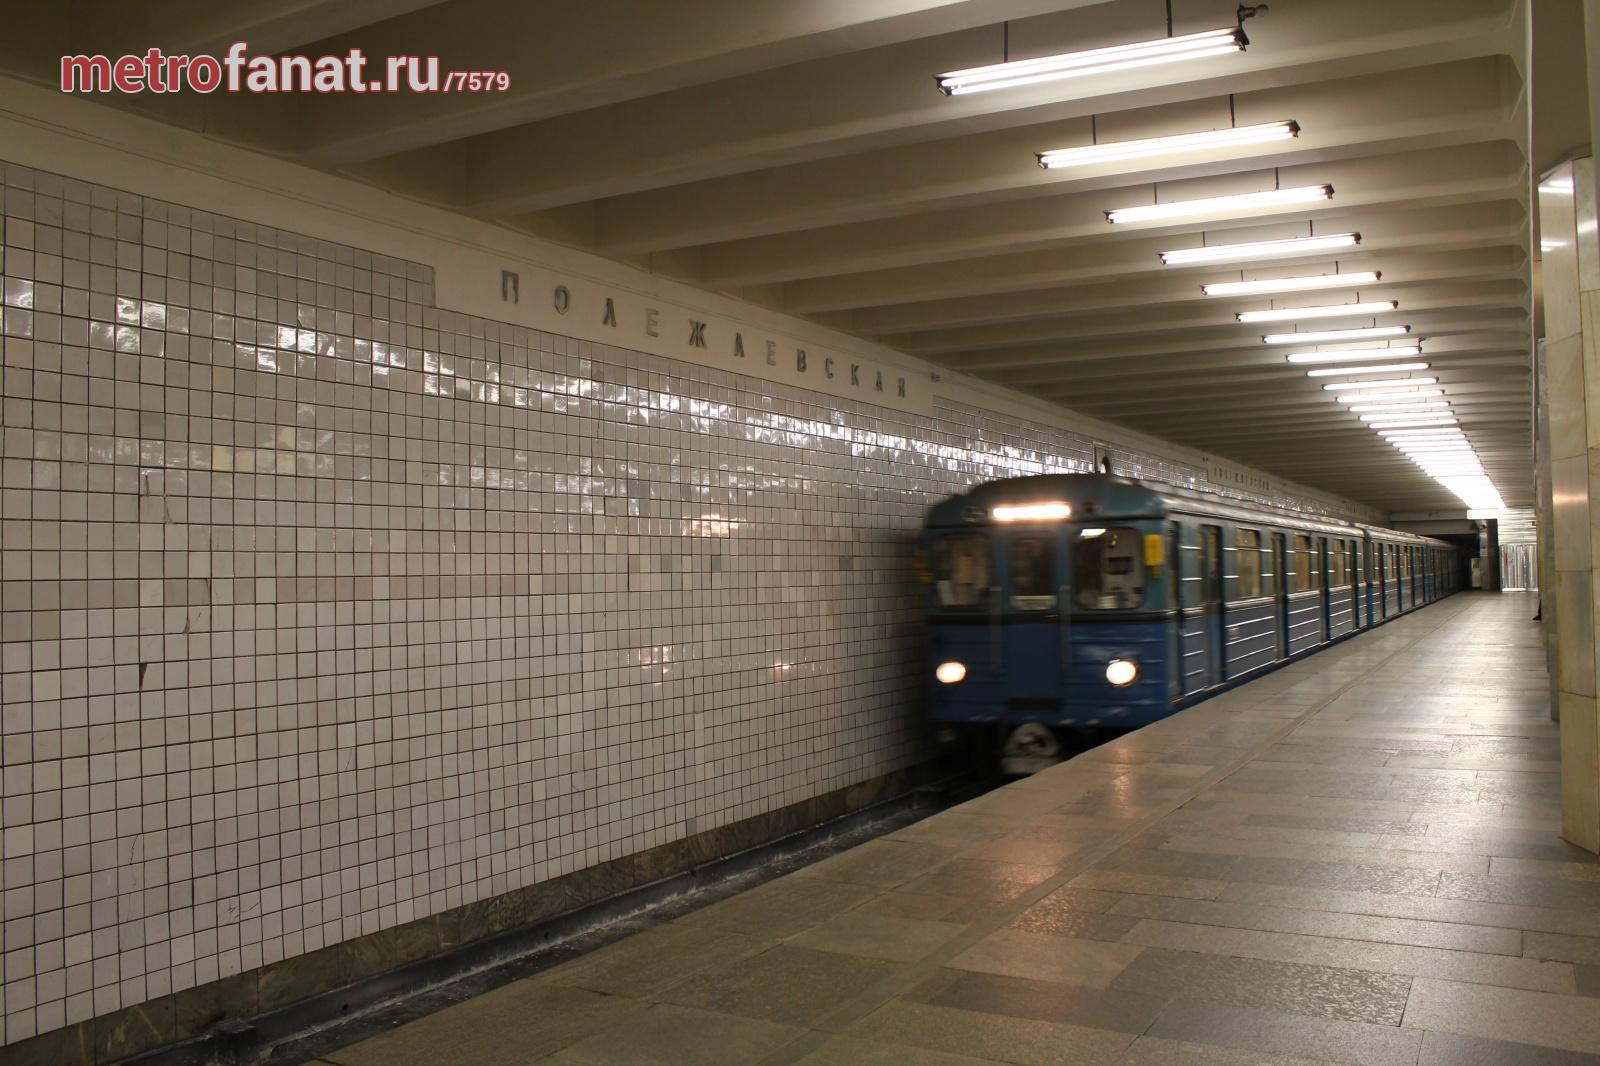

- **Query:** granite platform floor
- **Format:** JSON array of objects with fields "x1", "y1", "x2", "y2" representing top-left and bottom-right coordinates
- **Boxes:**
[{"x1": 311, "y1": 591, "x2": 1597, "y2": 1066}]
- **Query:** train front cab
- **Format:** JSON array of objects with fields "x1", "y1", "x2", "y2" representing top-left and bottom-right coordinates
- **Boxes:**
[{"x1": 925, "y1": 509, "x2": 1175, "y2": 766}]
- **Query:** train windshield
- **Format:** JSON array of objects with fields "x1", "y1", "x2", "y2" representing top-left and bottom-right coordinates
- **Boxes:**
[
  {"x1": 1074, "y1": 526, "x2": 1146, "y2": 610},
  {"x1": 1008, "y1": 536, "x2": 1057, "y2": 610},
  {"x1": 931, "y1": 533, "x2": 991, "y2": 608}
]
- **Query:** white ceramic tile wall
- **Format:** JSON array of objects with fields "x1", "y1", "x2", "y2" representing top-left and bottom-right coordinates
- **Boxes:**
[{"x1": 0, "y1": 160, "x2": 1357, "y2": 1045}]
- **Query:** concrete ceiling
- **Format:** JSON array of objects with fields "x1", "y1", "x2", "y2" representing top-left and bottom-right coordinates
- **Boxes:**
[{"x1": 4, "y1": 0, "x2": 1547, "y2": 513}]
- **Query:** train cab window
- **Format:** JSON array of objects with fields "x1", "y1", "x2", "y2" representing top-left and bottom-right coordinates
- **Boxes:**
[
  {"x1": 931, "y1": 534, "x2": 991, "y2": 608},
  {"x1": 1073, "y1": 527, "x2": 1145, "y2": 610},
  {"x1": 1291, "y1": 534, "x2": 1312, "y2": 592},
  {"x1": 1009, "y1": 536, "x2": 1057, "y2": 611},
  {"x1": 1236, "y1": 529, "x2": 1263, "y2": 598}
]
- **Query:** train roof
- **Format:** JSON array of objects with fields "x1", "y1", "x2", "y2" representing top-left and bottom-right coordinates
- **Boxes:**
[{"x1": 926, "y1": 473, "x2": 1452, "y2": 547}]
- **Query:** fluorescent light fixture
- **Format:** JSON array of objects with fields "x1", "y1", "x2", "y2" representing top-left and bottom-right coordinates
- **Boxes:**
[
  {"x1": 1286, "y1": 345, "x2": 1420, "y2": 364},
  {"x1": 1161, "y1": 232, "x2": 1360, "y2": 266},
  {"x1": 1108, "y1": 184, "x2": 1332, "y2": 225},
  {"x1": 1360, "y1": 410, "x2": 1448, "y2": 422},
  {"x1": 1264, "y1": 325, "x2": 1410, "y2": 345},
  {"x1": 1367, "y1": 417, "x2": 1458, "y2": 429},
  {"x1": 1380, "y1": 430, "x2": 1462, "y2": 439},
  {"x1": 1238, "y1": 300, "x2": 1396, "y2": 324},
  {"x1": 1341, "y1": 389, "x2": 1442, "y2": 403},
  {"x1": 1323, "y1": 377, "x2": 1437, "y2": 392},
  {"x1": 992, "y1": 501, "x2": 1072, "y2": 522},
  {"x1": 1349, "y1": 401, "x2": 1449, "y2": 413},
  {"x1": 1305, "y1": 362, "x2": 1427, "y2": 377},
  {"x1": 1039, "y1": 120, "x2": 1299, "y2": 170},
  {"x1": 1204, "y1": 270, "x2": 1379, "y2": 297},
  {"x1": 937, "y1": 26, "x2": 1247, "y2": 96}
]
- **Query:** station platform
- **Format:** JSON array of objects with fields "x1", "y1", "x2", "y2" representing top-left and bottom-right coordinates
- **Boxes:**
[{"x1": 311, "y1": 592, "x2": 1596, "y2": 1066}]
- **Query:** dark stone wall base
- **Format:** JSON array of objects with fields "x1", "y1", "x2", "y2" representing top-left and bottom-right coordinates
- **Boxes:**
[{"x1": 4, "y1": 759, "x2": 950, "y2": 1066}]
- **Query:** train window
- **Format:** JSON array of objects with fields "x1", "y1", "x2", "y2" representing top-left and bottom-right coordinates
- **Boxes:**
[
  {"x1": 1009, "y1": 536, "x2": 1057, "y2": 611},
  {"x1": 1074, "y1": 527, "x2": 1145, "y2": 610},
  {"x1": 1236, "y1": 529, "x2": 1262, "y2": 598},
  {"x1": 1331, "y1": 539, "x2": 1347, "y2": 587},
  {"x1": 931, "y1": 534, "x2": 991, "y2": 608},
  {"x1": 1291, "y1": 534, "x2": 1312, "y2": 592}
]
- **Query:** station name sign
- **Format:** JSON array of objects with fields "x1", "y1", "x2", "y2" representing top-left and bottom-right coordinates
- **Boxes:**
[{"x1": 434, "y1": 247, "x2": 930, "y2": 416}]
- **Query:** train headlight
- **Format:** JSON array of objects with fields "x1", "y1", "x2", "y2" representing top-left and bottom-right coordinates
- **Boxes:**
[
  {"x1": 935, "y1": 661, "x2": 968, "y2": 684},
  {"x1": 1105, "y1": 659, "x2": 1139, "y2": 687}
]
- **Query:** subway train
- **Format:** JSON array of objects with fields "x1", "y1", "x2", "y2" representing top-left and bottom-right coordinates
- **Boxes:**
[{"x1": 921, "y1": 473, "x2": 1460, "y2": 774}]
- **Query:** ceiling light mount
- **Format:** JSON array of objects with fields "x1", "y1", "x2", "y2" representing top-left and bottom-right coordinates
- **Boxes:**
[
  {"x1": 935, "y1": 24, "x2": 1247, "y2": 95},
  {"x1": 1161, "y1": 232, "x2": 1360, "y2": 266},
  {"x1": 1107, "y1": 184, "x2": 1331, "y2": 225},
  {"x1": 1038, "y1": 120, "x2": 1299, "y2": 170}
]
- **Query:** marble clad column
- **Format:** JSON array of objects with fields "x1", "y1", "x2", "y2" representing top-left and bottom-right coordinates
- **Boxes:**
[{"x1": 1539, "y1": 156, "x2": 1600, "y2": 852}]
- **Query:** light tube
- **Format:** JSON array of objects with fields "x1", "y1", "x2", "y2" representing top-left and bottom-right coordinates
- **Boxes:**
[
  {"x1": 992, "y1": 501, "x2": 1072, "y2": 522},
  {"x1": 1108, "y1": 184, "x2": 1332, "y2": 225},
  {"x1": 1238, "y1": 299, "x2": 1396, "y2": 323},
  {"x1": 1539, "y1": 176, "x2": 1575, "y2": 194},
  {"x1": 1161, "y1": 232, "x2": 1360, "y2": 266},
  {"x1": 1306, "y1": 362, "x2": 1427, "y2": 377},
  {"x1": 1039, "y1": 120, "x2": 1298, "y2": 170},
  {"x1": 937, "y1": 26, "x2": 1247, "y2": 96},
  {"x1": 1286, "y1": 345, "x2": 1420, "y2": 364},
  {"x1": 1341, "y1": 389, "x2": 1442, "y2": 402},
  {"x1": 1380, "y1": 430, "x2": 1462, "y2": 439},
  {"x1": 1323, "y1": 377, "x2": 1437, "y2": 392},
  {"x1": 1368, "y1": 417, "x2": 1458, "y2": 429},
  {"x1": 1204, "y1": 270, "x2": 1379, "y2": 297},
  {"x1": 1349, "y1": 401, "x2": 1449, "y2": 413},
  {"x1": 1264, "y1": 325, "x2": 1410, "y2": 345},
  {"x1": 1361, "y1": 411, "x2": 1448, "y2": 422}
]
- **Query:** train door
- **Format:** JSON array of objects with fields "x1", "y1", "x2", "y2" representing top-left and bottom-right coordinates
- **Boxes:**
[
  {"x1": 1272, "y1": 532, "x2": 1289, "y2": 656},
  {"x1": 1202, "y1": 525, "x2": 1224, "y2": 683},
  {"x1": 999, "y1": 529, "x2": 1064, "y2": 711},
  {"x1": 1318, "y1": 536, "x2": 1331, "y2": 641}
]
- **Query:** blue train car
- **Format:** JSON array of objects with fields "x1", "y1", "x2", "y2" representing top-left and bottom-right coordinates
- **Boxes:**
[{"x1": 922, "y1": 473, "x2": 1459, "y2": 773}]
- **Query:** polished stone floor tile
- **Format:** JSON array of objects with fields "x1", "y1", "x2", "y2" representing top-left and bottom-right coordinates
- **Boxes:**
[
  {"x1": 542, "y1": 1004, "x2": 798, "y2": 1065},
  {"x1": 1109, "y1": 945, "x2": 1413, "y2": 1025},
  {"x1": 656, "y1": 944, "x2": 903, "y2": 1026},
  {"x1": 1116, "y1": 1035, "x2": 1336, "y2": 1065},
  {"x1": 845, "y1": 999, "x2": 1135, "y2": 1065},
  {"x1": 1402, "y1": 977, "x2": 1600, "y2": 1053},
  {"x1": 1106, "y1": 892, "x2": 1522, "y2": 955},
  {"x1": 946, "y1": 928, "x2": 1144, "y2": 987},
  {"x1": 1416, "y1": 1031, "x2": 1600, "y2": 1065},
  {"x1": 1121, "y1": 917, "x2": 1574, "y2": 993},
  {"x1": 791, "y1": 1035, "x2": 1002, "y2": 1065},
  {"x1": 1144, "y1": 998, "x2": 1424, "y2": 1066},
  {"x1": 324, "y1": 983, "x2": 644, "y2": 1066},
  {"x1": 785, "y1": 911, "x2": 964, "y2": 963},
  {"x1": 918, "y1": 969, "x2": 1168, "y2": 1035}
]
